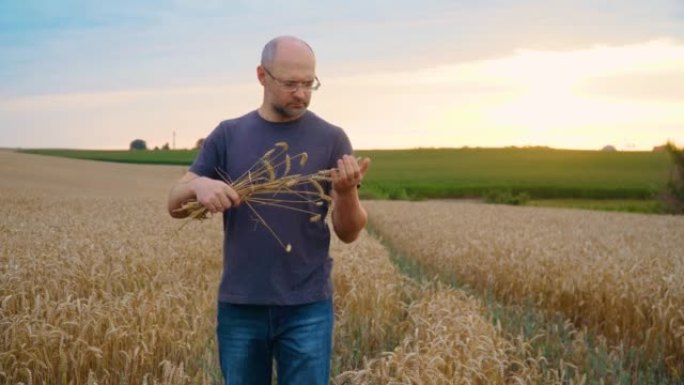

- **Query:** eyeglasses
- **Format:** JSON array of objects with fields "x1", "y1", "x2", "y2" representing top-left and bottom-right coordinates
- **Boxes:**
[{"x1": 263, "y1": 67, "x2": 321, "y2": 92}]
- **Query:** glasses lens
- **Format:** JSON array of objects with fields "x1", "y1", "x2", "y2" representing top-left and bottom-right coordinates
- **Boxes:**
[
  {"x1": 266, "y1": 68, "x2": 320, "y2": 92},
  {"x1": 282, "y1": 82, "x2": 299, "y2": 92}
]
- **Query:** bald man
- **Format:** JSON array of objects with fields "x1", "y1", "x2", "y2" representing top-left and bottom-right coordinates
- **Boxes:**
[{"x1": 167, "y1": 36, "x2": 370, "y2": 385}]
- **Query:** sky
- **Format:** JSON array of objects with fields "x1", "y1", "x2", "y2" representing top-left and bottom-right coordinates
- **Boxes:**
[{"x1": 1, "y1": 0, "x2": 683, "y2": 151}]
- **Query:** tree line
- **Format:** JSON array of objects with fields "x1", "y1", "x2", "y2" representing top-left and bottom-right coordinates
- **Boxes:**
[{"x1": 129, "y1": 138, "x2": 204, "y2": 151}]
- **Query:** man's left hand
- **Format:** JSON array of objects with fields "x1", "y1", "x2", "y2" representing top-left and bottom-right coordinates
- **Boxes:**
[{"x1": 331, "y1": 155, "x2": 371, "y2": 195}]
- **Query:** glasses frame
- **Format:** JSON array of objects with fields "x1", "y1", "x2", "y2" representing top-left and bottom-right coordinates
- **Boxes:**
[{"x1": 263, "y1": 67, "x2": 321, "y2": 92}]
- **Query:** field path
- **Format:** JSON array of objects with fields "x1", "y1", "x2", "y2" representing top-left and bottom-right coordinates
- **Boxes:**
[
  {"x1": 3, "y1": 151, "x2": 682, "y2": 383},
  {"x1": 364, "y1": 199, "x2": 684, "y2": 373},
  {"x1": 1, "y1": 151, "x2": 545, "y2": 384}
]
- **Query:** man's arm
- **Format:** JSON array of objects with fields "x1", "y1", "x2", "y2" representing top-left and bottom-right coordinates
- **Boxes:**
[
  {"x1": 330, "y1": 155, "x2": 371, "y2": 243},
  {"x1": 167, "y1": 171, "x2": 241, "y2": 218}
]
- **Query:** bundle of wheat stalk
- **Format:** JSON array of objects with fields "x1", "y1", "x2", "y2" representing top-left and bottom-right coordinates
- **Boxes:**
[{"x1": 174, "y1": 142, "x2": 334, "y2": 252}]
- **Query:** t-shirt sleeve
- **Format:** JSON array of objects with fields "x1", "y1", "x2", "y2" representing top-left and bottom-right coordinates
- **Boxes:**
[
  {"x1": 189, "y1": 123, "x2": 225, "y2": 179},
  {"x1": 329, "y1": 127, "x2": 353, "y2": 170}
]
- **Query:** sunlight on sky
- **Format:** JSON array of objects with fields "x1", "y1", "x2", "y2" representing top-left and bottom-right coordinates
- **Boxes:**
[
  {"x1": 2, "y1": 39, "x2": 683, "y2": 151},
  {"x1": 1, "y1": 2, "x2": 683, "y2": 152},
  {"x1": 322, "y1": 39, "x2": 684, "y2": 150}
]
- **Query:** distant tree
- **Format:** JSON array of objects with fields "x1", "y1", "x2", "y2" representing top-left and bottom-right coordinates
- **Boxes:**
[
  {"x1": 662, "y1": 141, "x2": 684, "y2": 214},
  {"x1": 195, "y1": 138, "x2": 205, "y2": 150},
  {"x1": 162, "y1": 142, "x2": 170, "y2": 150},
  {"x1": 153, "y1": 146, "x2": 160, "y2": 151},
  {"x1": 601, "y1": 145, "x2": 617, "y2": 152},
  {"x1": 129, "y1": 139, "x2": 147, "y2": 150}
]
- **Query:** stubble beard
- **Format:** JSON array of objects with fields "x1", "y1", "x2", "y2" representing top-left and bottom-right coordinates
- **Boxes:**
[{"x1": 272, "y1": 100, "x2": 309, "y2": 120}]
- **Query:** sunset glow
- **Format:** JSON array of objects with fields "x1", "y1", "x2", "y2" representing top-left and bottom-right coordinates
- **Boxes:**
[{"x1": 1, "y1": 2, "x2": 682, "y2": 151}]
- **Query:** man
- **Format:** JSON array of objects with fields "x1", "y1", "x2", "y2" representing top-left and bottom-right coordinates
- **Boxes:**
[{"x1": 167, "y1": 36, "x2": 369, "y2": 385}]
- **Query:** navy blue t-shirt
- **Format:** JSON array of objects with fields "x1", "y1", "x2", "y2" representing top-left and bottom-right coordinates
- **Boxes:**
[{"x1": 190, "y1": 110, "x2": 353, "y2": 305}]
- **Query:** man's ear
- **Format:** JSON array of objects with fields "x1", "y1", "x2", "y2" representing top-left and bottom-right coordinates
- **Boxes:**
[{"x1": 256, "y1": 66, "x2": 267, "y2": 86}]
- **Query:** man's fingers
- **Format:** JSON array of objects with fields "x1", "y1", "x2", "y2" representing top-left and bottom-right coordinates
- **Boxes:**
[
  {"x1": 194, "y1": 180, "x2": 242, "y2": 213},
  {"x1": 330, "y1": 168, "x2": 339, "y2": 180},
  {"x1": 223, "y1": 185, "x2": 241, "y2": 207},
  {"x1": 216, "y1": 193, "x2": 232, "y2": 212},
  {"x1": 359, "y1": 157, "x2": 371, "y2": 176},
  {"x1": 333, "y1": 155, "x2": 370, "y2": 194},
  {"x1": 339, "y1": 155, "x2": 360, "y2": 180}
]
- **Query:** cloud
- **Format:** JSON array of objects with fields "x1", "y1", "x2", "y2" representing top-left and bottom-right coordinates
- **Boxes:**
[
  {"x1": 3, "y1": 0, "x2": 684, "y2": 98},
  {"x1": 579, "y1": 70, "x2": 684, "y2": 102},
  {"x1": 571, "y1": 39, "x2": 684, "y2": 101},
  {"x1": 2, "y1": 1, "x2": 684, "y2": 150},
  {"x1": 2, "y1": 37, "x2": 683, "y2": 150},
  {"x1": 0, "y1": 83, "x2": 262, "y2": 149},
  {"x1": 319, "y1": 38, "x2": 684, "y2": 150}
]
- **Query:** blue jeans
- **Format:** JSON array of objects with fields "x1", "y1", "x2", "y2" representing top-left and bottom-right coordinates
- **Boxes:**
[{"x1": 216, "y1": 299, "x2": 333, "y2": 385}]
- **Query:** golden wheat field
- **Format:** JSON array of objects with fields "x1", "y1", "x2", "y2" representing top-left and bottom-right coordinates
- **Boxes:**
[
  {"x1": 2, "y1": 150, "x2": 682, "y2": 384},
  {"x1": 364, "y1": 200, "x2": 684, "y2": 379}
]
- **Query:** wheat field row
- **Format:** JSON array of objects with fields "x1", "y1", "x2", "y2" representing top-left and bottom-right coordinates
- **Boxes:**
[
  {"x1": 364, "y1": 200, "x2": 684, "y2": 380},
  {"x1": 2, "y1": 151, "x2": 682, "y2": 384},
  {"x1": 0, "y1": 151, "x2": 554, "y2": 384}
]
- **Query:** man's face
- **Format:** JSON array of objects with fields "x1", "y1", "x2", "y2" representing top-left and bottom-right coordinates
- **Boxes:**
[
  {"x1": 261, "y1": 43, "x2": 317, "y2": 121},
  {"x1": 264, "y1": 69, "x2": 313, "y2": 120}
]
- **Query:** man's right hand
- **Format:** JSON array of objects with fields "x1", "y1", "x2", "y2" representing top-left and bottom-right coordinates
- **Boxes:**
[{"x1": 190, "y1": 176, "x2": 242, "y2": 214}]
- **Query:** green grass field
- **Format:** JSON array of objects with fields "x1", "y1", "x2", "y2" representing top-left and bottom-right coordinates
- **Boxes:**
[
  {"x1": 20, "y1": 148, "x2": 198, "y2": 165},
  {"x1": 21, "y1": 147, "x2": 672, "y2": 211},
  {"x1": 355, "y1": 147, "x2": 670, "y2": 200}
]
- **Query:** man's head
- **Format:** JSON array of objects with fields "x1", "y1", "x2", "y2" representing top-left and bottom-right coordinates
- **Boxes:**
[{"x1": 257, "y1": 36, "x2": 318, "y2": 122}]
